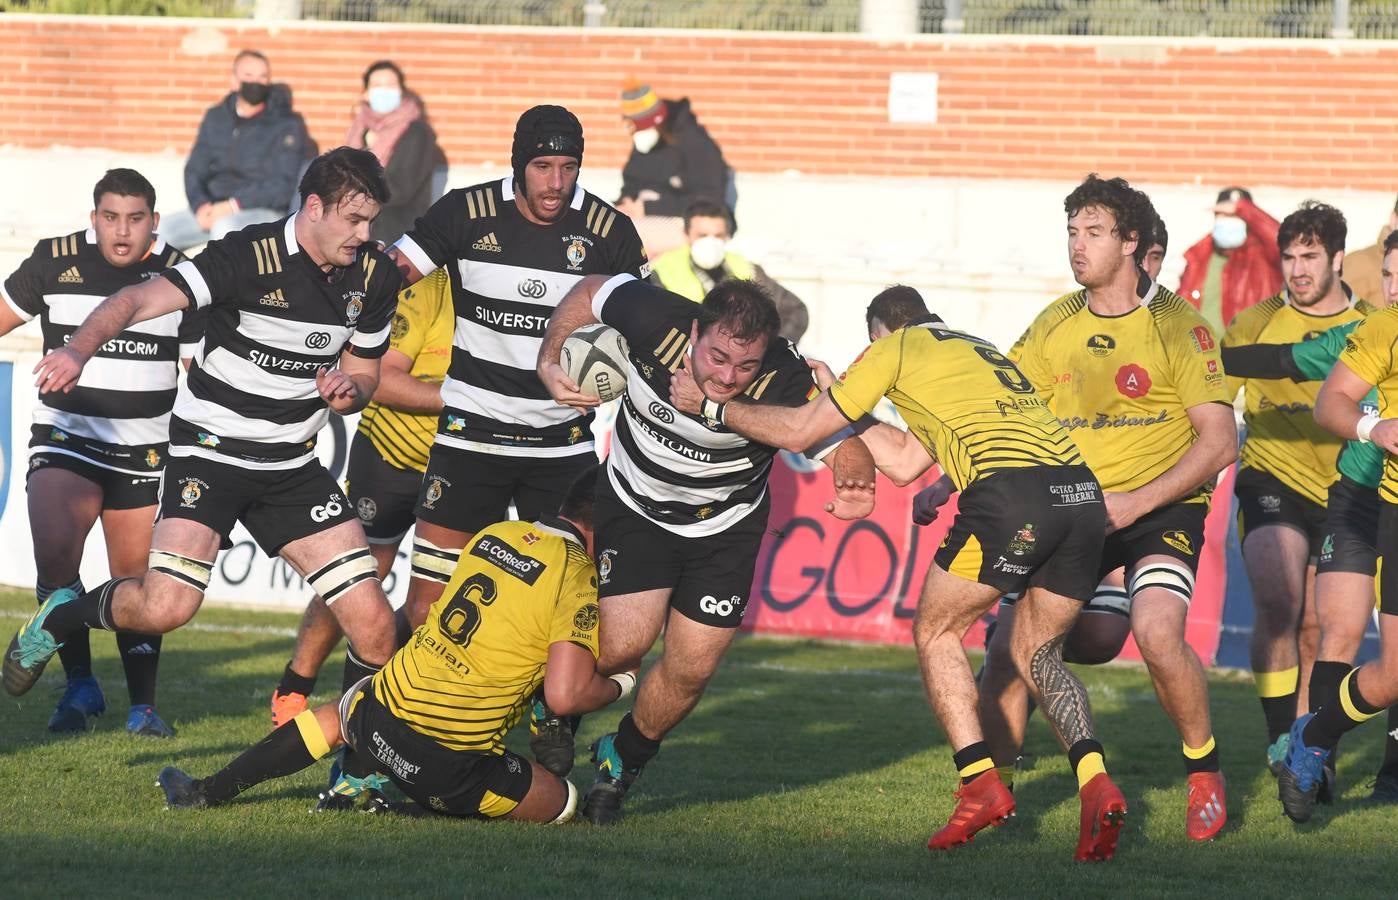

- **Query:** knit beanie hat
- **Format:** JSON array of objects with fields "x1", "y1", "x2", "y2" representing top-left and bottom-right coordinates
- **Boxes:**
[
  {"x1": 621, "y1": 78, "x2": 667, "y2": 130},
  {"x1": 511, "y1": 105, "x2": 584, "y2": 185}
]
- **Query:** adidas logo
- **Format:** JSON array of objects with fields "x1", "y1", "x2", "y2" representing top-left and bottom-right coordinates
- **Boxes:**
[
  {"x1": 124, "y1": 642, "x2": 157, "y2": 655},
  {"x1": 471, "y1": 232, "x2": 502, "y2": 253},
  {"x1": 259, "y1": 289, "x2": 289, "y2": 309},
  {"x1": 57, "y1": 266, "x2": 83, "y2": 284}
]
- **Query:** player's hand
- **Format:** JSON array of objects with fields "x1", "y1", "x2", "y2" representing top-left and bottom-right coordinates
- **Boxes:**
[
  {"x1": 912, "y1": 475, "x2": 955, "y2": 526},
  {"x1": 669, "y1": 352, "x2": 706, "y2": 416},
  {"x1": 1103, "y1": 491, "x2": 1144, "y2": 534},
  {"x1": 807, "y1": 358, "x2": 837, "y2": 391},
  {"x1": 825, "y1": 476, "x2": 874, "y2": 520},
  {"x1": 537, "y1": 361, "x2": 600, "y2": 412},
  {"x1": 1371, "y1": 419, "x2": 1398, "y2": 454},
  {"x1": 316, "y1": 366, "x2": 360, "y2": 412},
  {"x1": 33, "y1": 346, "x2": 87, "y2": 394}
]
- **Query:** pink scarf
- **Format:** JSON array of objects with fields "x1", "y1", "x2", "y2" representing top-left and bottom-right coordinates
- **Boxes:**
[{"x1": 345, "y1": 93, "x2": 424, "y2": 166}]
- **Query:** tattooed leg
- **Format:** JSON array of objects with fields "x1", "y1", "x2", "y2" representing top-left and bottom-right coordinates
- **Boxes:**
[{"x1": 1029, "y1": 632, "x2": 1097, "y2": 747}]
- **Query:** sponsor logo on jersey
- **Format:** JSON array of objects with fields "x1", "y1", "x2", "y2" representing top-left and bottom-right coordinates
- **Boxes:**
[
  {"x1": 310, "y1": 494, "x2": 344, "y2": 523},
  {"x1": 356, "y1": 497, "x2": 377, "y2": 522},
  {"x1": 573, "y1": 603, "x2": 599, "y2": 631},
  {"x1": 50, "y1": 428, "x2": 68, "y2": 442},
  {"x1": 1206, "y1": 359, "x2": 1219, "y2": 373},
  {"x1": 1007, "y1": 523, "x2": 1037, "y2": 556},
  {"x1": 197, "y1": 432, "x2": 221, "y2": 448},
  {"x1": 993, "y1": 555, "x2": 1032, "y2": 575},
  {"x1": 1115, "y1": 363, "x2": 1152, "y2": 399},
  {"x1": 471, "y1": 232, "x2": 503, "y2": 253},
  {"x1": 649, "y1": 401, "x2": 675, "y2": 424},
  {"x1": 446, "y1": 415, "x2": 466, "y2": 433},
  {"x1": 696, "y1": 506, "x2": 714, "y2": 519},
  {"x1": 423, "y1": 476, "x2": 448, "y2": 509},
  {"x1": 390, "y1": 313, "x2": 409, "y2": 341},
  {"x1": 1189, "y1": 326, "x2": 1215, "y2": 353},
  {"x1": 568, "y1": 425, "x2": 584, "y2": 444},
  {"x1": 1320, "y1": 533, "x2": 1334, "y2": 562},
  {"x1": 1258, "y1": 494, "x2": 1281, "y2": 513},
  {"x1": 145, "y1": 449, "x2": 161, "y2": 469},
  {"x1": 469, "y1": 535, "x2": 546, "y2": 585},
  {"x1": 698, "y1": 594, "x2": 744, "y2": 618},
  {"x1": 56, "y1": 266, "x2": 83, "y2": 284},
  {"x1": 517, "y1": 278, "x2": 547, "y2": 299},
  {"x1": 259, "y1": 289, "x2": 289, "y2": 309},
  {"x1": 305, "y1": 331, "x2": 332, "y2": 350},
  {"x1": 566, "y1": 239, "x2": 587, "y2": 271},
  {"x1": 345, "y1": 295, "x2": 364, "y2": 325},
  {"x1": 1086, "y1": 334, "x2": 1116, "y2": 357},
  {"x1": 369, "y1": 730, "x2": 422, "y2": 783},
  {"x1": 178, "y1": 477, "x2": 207, "y2": 509},
  {"x1": 1161, "y1": 529, "x2": 1194, "y2": 556},
  {"x1": 598, "y1": 549, "x2": 616, "y2": 585},
  {"x1": 1060, "y1": 409, "x2": 1169, "y2": 430}
]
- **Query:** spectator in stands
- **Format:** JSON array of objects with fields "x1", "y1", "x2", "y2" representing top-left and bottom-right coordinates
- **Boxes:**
[
  {"x1": 160, "y1": 50, "x2": 308, "y2": 248},
  {"x1": 344, "y1": 60, "x2": 448, "y2": 244},
  {"x1": 650, "y1": 199, "x2": 808, "y2": 343},
  {"x1": 1144, "y1": 217, "x2": 1169, "y2": 282},
  {"x1": 617, "y1": 79, "x2": 732, "y2": 255},
  {"x1": 1338, "y1": 194, "x2": 1397, "y2": 304},
  {"x1": 1177, "y1": 187, "x2": 1281, "y2": 332}
]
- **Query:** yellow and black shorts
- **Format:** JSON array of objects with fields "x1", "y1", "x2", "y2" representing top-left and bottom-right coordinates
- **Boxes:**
[
  {"x1": 1317, "y1": 475, "x2": 1379, "y2": 577},
  {"x1": 1235, "y1": 466, "x2": 1327, "y2": 558},
  {"x1": 340, "y1": 679, "x2": 533, "y2": 819},
  {"x1": 934, "y1": 464, "x2": 1105, "y2": 603}
]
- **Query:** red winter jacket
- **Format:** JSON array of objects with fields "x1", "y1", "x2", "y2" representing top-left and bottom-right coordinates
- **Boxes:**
[{"x1": 1176, "y1": 198, "x2": 1282, "y2": 328}]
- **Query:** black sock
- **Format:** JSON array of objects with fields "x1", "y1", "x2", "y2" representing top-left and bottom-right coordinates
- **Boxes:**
[
  {"x1": 40, "y1": 580, "x2": 90, "y2": 680},
  {"x1": 199, "y1": 715, "x2": 329, "y2": 805},
  {"x1": 952, "y1": 741, "x2": 994, "y2": 785},
  {"x1": 614, "y1": 712, "x2": 662, "y2": 770},
  {"x1": 1309, "y1": 660, "x2": 1351, "y2": 714},
  {"x1": 1304, "y1": 668, "x2": 1382, "y2": 749},
  {"x1": 1260, "y1": 693, "x2": 1298, "y2": 743},
  {"x1": 1381, "y1": 706, "x2": 1398, "y2": 777},
  {"x1": 116, "y1": 632, "x2": 162, "y2": 707},
  {"x1": 44, "y1": 578, "x2": 129, "y2": 637},
  {"x1": 1182, "y1": 736, "x2": 1221, "y2": 775},
  {"x1": 276, "y1": 662, "x2": 317, "y2": 698},
  {"x1": 341, "y1": 647, "x2": 378, "y2": 692}
]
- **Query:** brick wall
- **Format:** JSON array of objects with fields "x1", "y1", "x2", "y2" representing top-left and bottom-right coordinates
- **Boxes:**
[{"x1": 4, "y1": 14, "x2": 1396, "y2": 189}]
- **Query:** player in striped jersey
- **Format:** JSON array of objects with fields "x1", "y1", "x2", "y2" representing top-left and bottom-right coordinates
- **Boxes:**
[
  {"x1": 269, "y1": 268, "x2": 452, "y2": 727},
  {"x1": 1222, "y1": 202, "x2": 1374, "y2": 768},
  {"x1": 155, "y1": 467, "x2": 632, "y2": 823},
  {"x1": 387, "y1": 105, "x2": 648, "y2": 638},
  {"x1": 6, "y1": 150, "x2": 404, "y2": 724},
  {"x1": 0, "y1": 169, "x2": 196, "y2": 736}
]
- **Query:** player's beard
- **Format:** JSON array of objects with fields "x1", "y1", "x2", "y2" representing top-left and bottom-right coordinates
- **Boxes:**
[
  {"x1": 1289, "y1": 267, "x2": 1335, "y2": 307},
  {"x1": 523, "y1": 185, "x2": 567, "y2": 223}
]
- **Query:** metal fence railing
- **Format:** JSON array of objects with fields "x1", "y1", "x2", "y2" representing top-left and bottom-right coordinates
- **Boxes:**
[{"x1": 7, "y1": 0, "x2": 1398, "y2": 39}]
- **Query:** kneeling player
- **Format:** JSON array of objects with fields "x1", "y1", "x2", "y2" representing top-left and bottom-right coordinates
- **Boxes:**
[{"x1": 156, "y1": 466, "x2": 632, "y2": 822}]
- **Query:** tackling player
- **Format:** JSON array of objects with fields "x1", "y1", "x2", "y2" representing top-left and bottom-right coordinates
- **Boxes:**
[
  {"x1": 1223, "y1": 202, "x2": 1372, "y2": 772},
  {"x1": 5, "y1": 149, "x2": 403, "y2": 709},
  {"x1": 978, "y1": 175, "x2": 1235, "y2": 843},
  {"x1": 157, "y1": 467, "x2": 631, "y2": 822},
  {"x1": 0, "y1": 169, "x2": 197, "y2": 736},
  {"x1": 666, "y1": 284, "x2": 1129, "y2": 861}
]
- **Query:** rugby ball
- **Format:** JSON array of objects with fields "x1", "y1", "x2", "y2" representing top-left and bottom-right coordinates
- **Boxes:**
[{"x1": 561, "y1": 324, "x2": 630, "y2": 402}]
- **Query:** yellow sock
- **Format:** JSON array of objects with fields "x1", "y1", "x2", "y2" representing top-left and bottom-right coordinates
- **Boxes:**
[{"x1": 1074, "y1": 752, "x2": 1106, "y2": 790}]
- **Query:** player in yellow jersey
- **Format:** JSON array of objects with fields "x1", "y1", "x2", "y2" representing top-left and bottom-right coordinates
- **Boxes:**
[
  {"x1": 269, "y1": 268, "x2": 453, "y2": 727},
  {"x1": 978, "y1": 176, "x2": 1236, "y2": 843},
  {"x1": 156, "y1": 465, "x2": 634, "y2": 822},
  {"x1": 669, "y1": 286, "x2": 1129, "y2": 862},
  {"x1": 1276, "y1": 293, "x2": 1398, "y2": 821},
  {"x1": 1223, "y1": 203, "x2": 1374, "y2": 775}
]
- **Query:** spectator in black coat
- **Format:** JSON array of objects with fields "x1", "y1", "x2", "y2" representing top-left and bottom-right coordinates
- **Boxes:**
[
  {"x1": 344, "y1": 60, "x2": 448, "y2": 244},
  {"x1": 161, "y1": 50, "x2": 308, "y2": 248}
]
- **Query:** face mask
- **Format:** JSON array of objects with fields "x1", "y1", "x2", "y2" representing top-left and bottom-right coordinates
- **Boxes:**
[
  {"x1": 1212, "y1": 216, "x2": 1247, "y2": 250},
  {"x1": 367, "y1": 87, "x2": 402, "y2": 114},
  {"x1": 238, "y1": 81, "x2": 271, "y2": 105},
  {"x1": 632, "y1": 127, "x2": 660, "y2": 154},
  {"x1": 690, "y1": 236, "x2": 728, "y2": 270}
]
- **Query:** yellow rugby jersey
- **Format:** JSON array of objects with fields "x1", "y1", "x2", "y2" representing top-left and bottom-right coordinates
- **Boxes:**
[
  {"x1": 1224, "y1": 291, "x2": 1373, "y2": 505},
  {"x1": 373, "y1": 517, "x2": 599, "y2": 753},
  {"x1": 1010, "y1": 284, "x2": 1228, "y2": 502},
  {"x1": 357, "y1": 267, "x2": 454, "y2": 472},
  {"x1": 1337, "y1": 306, "x2": 1398, "y2": 504},
  {"x1": 828, "y1": 318, "x2": 1082, "y2": 491}
]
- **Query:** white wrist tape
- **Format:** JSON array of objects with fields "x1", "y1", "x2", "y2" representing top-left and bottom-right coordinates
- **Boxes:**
[
  {"x1": 700, "y1": 398, "x2": 726, "y2": 426},
  {"x1": 608, "y1": 671, "x2": 637, "y2": 700},
  {"x1": 1356, "y1": 412, "x2": 1383, "y2": 443}
]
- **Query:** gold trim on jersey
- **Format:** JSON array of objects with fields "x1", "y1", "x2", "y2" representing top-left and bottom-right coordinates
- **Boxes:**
[
  {"x1": 362, "y1": 253, "x2": 377, "y2": 284},
  {"x1": 654, "y1": 328, "x2": 688, "y2": 371},
  {"x1": 465, "y1": 187, "x2": 498, "y2": 220},
  {"x1": 253, "y1": 236, "x2": 283, "y2": 275},
  {"x1": 51, "y1": 234, "x2": 80, "y2": 258},
  {"x1": 586, "y1": 201, "x2": 618, "y2": 239},
  {"x1": 745, "y1": 370, "x2": 778, "y2": 401}
]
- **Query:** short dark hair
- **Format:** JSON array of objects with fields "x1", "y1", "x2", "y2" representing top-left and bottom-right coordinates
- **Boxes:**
[
  {"x1": 92, "y1": 168, "x2": 156, "y2": 213},
  {"x1": 1152, "y1": 216, "x2": 1169, "y2": 254},
  {"x1": 1217, "y1": 186, "x2": 1252, "y2": 205},
  {"x1": 1064, "y1": 174, "x2": 1158, "y2": 265},
  {"x1": 233, "y1": 49, "x2": 268, "y2": 70},
  {"x1": 866, "y1": 284, "x2": 930, "y2": 333},
  {"x1": 683, "y1": 197, "x2": 731, "y2": 233},
  {"x1": 558, "y1": 463, "x2": 600, "y2": 528},
  {"x1": 299, "y1": 147, "x2": 391, "y2": 209},
  {"x1": 699, "y1": 279, "x2": 780, "y2": 344},
  {"x1": 1383, "y1": 229, "x2": 1398, "y2": 255},
  {"x1": 362, "y1": 60, "x2": 405, "y2": 90},
  {"x1": 1278, "y1": 201, "x2": 1346, "y2": 260}
]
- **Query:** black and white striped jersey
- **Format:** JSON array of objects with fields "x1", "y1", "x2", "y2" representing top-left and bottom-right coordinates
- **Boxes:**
[
  {"x1": 592, "y1": 274, "x2": 814, "y2": 537},
  {"x1": 164, "y1": 216, "x2": 401, "y2": 470},
  {"x1": 394, "y1": 177, "x2": 648, "y2": 458},
  {"x1": 1, "y1": 228, "x2": 197, "y2": 461}
]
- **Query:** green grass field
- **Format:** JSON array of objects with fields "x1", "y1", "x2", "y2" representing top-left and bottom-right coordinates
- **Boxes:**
[{"x1": 2, "y1": 588, "x2": 1396, "y2": 898}]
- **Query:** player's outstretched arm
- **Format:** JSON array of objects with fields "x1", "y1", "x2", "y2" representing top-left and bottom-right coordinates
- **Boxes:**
[
  {"x1": 543, "y1": 641, "x2": 635, "y2": 716},
  {"x1": 1316, "y1": 360, "x2": 1397, "y2": 450},
  {"x1": 823, "y1": 436, "x2": 876, "y2": 520},
  {"x1": 318, "y1": 350, "x2": 380, "y2": 415},
  {"x1": 537, "y1": 274, "x2": 609, "y2": 411},
  {"x1": 34, "y1": 277, "x2": 188, "y2": 394},
  {"x1": 858, "y1": 422, "x2": 936, "y2": 486},
  {"x1": 1103, "y1": 401, "x2": 1237, "y2": 532},
  {"x1": 671, "y1": 354, "x2": 847, "y2": 453}
]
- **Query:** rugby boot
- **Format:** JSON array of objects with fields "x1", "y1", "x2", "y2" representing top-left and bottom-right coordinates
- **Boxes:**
[
  {"x1": 1266, "y1": 732, "x2": 1289, "y2": 777},
  {"x1": 581, "y1": 733, "x2": 641, "y2": 826},
  {"x1": 47, "y1": 675, "x2": 106, "y2": 732},
  {"x1": 270, "y1": 689, "x2": 309, "y2": 729},
  {"x1": 314, "y1": 771, "x2": 391, "y2": 812},
  {"x1": 529, "y1": 692, "x2": 580, "y2": 777},
  {"x1": 127, "y1": 704, "x2": 176, "y2": 738},
  {"x1": 1185, "y1": 771, "x2": 1227, "y2": 841},
  {"x1": 3, "y1": 588, "x2": 75, "y2": 697},
  {"x1": 927, "y1": 770, "x2": 1015, "y2": 850},
  {"x1": 1276, "y1": 714, "x2": 1330, "y2": 823},
  {"x1": 1075, "y1": 772, "x2": 1127, "y2": 862},
  {"x1": 157, "y1": 767, "x2": 208, "y2": 809},
  {"x1": 1366, "y1": 770, "x2": 1398, "y2": 804}
]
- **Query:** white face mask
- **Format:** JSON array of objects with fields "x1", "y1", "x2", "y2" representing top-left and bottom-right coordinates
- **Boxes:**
[
  {"x1": 632, "y1": 127, "x2": 660, "y2": 154},
  {"x1": 1212, "y1": 216, "x2": 1247, "y2": 250},
  {"x1": 690, "y1": 235, "x2": 727, "y2": 270}
]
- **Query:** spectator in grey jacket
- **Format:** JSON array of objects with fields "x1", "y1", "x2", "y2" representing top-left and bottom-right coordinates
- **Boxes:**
[{"x1": 160, "y1": 50, "x2": 308, "y2": 248}]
